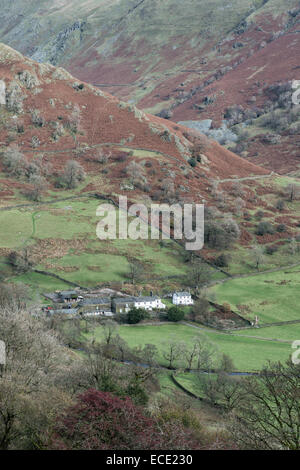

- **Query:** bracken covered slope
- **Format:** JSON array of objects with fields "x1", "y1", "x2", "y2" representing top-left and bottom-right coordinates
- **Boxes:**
[
  {"x1": 0, "y1": 42, "x2": 267, "y2": 206},
  {"x1": 0, "y1": 1, "x2": 298, "y2": 173}
]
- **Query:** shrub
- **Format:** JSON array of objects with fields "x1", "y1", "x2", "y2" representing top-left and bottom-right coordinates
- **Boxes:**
[
  {"x1": 6, "y1": 80, "x2": 24, "y2": 113},
  {"x1": 205, "y1": 218, "x2": 240, "y2": 249},
  {"x1": 8, "y1": 248, "x2": 34, "y2": 273},
  {"x1": 17, "y1": 70, "x2": 39, "y2": 89},
  {"x1": 31, "y1": 109, "x2": 45, "y2": 127},
  {"x1": 31, "y1": 136, "x2": 40, "y2": 148},
  {"x1": 255, "y1": 210, "x2": 264, "y2": 220},
  {"x1": 167, "y1": 306, "x2": 185, "y2": 322},
  {"x1": 188, "y1": 157, "x2": 197, "y2": 167},
  {"x1": 115, "y1": 153, "x2": 128, "y2": 163},
  {"x1": 127, "y1": 308, "x2": 149, "y2": 324},
  {"x1": 50, "y1": 389, "x2": 197, "y2": 450},
  {"x1": 256, "y1": 221, "x2": 274, "y2": 236},
  {"x1": 276, "y1": 199, "x2": 285, "y2": 211},
  {"x1": 265, "y1": 245, "x2": 278, "y2": 255},
  {"x1": 277, "y1": 224, "x2": 286, "y2": 233},
  {"x1": 215, "y1": 253, "x2": 230, "y2": 268},
  {"x1": 222, "y1": 303, "x2": 231, "y2": 314}
]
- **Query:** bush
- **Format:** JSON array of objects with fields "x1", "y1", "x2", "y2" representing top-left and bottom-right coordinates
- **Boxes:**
[
  {"x1": 31, "y1": 109, "x2": 45, "y2": 127},
  {"x1": 256, "y1": 221, "x2": 274, "y2": 236},
  {"x1": 6, "y1": 80, "x2": 24, "y2": 113},
  {"x1": 277, "y1": 224, "x2": 286, "y2": 233},
  {"x1": 127, "y1": 308, "x2": 149, "y2": 324},
  {"x1": 214, "y1": 253, "x2": 230, "y2": 268},
  {"x1": 276, "y1": 200, "x2": 285, "y2": 211},
  {"x1": 205, "y1": 218, "x2": 240, "y2": 249},
  {"x1": 51, "y1": 389, "x2": 197, "y2": 450},
  {"x1": 188, "y1": 157, "x2": 197, "y2": 167},
  {"x1": 167, "y1": 306, "x2": 185, "y2": 322},
  {"x1": 265, "y1": 245, "x2": 278, "y2": 256}
]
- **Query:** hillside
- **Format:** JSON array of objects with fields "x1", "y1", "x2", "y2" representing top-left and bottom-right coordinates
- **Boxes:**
[
  {"x1": 0, "y1": 0, "x2": 298, "y2": 174},
  {"x1": 0, "y1": 42, "x2": 267, "y2": 200},
  {"x1": 0, "y1": 43, "x2": 300, "y2": 296}
]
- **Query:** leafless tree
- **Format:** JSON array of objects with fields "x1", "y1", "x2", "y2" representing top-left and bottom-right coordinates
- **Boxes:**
[
  {"x1": 1, "y1": 145, "x2": 27, "y2": 177},
  {"x1": 128, "y1": 260, "x2": 144, "y2": 284},
  {"x1": 62, "y1": 160, "x2": 86, "y2": 189},
  {"x1": 125, "y1": 161, "x2": 146, "y2": 186},
  {"x1": 163, "y1": 338, "x2": 186, "y2": 369},
  {"x1": 251, "y1": 245, "x2": 265, "y2": 271},
  {"x1": 0, "y1": 307, "x2": 72, "y2": 449},
  {"x1": 229, "y1": 361, "x2": 300, "y2": 450},
  {"x1": 27, "y1": 174, "x2": 48, "y2": 201},
  {"x1": 285, "y1": 184, "x2": 300, "y2": 202}
]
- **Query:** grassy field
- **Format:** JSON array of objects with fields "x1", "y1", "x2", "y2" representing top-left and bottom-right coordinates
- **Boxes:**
[
  {"x1": 174, "y1": 372, "x2": 206, "y2": 398},
  {"x1": 0, "y1": 196, "x2": 202, "y2": 291},
  {"x1": 235, "y1": 323, "x2": 300, "y2": 342},
  {"x1": 85, "y1": 323, "x2": 291, "y2": 372},
  {"x1": 208, "y1": 267, "x2": 300, "y2": 325}
]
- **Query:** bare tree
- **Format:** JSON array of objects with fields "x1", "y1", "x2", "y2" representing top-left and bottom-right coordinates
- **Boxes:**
[
  {"x1": 189, "y1": 259, "x2": 211, "y2": 289},
  {"x1": 234, "y1": 197, "x2": 246, "y2": 216},
  {"x1": 62, "y1": 160, "x2": 86, "y2": 189},
  {"x1": 229, "y1": 361, "x2": 300, "y2": 450},
  {"x1": 163, "y1": 339, "x2": 186, "y2": 369},
  {"x1": 251, "y1": 245, "x2": 265, "y2": 271},
  {"x1": 27, "y1": 174, "x2": 48, "y2": 201},
  {"x1": 102, "y1": 320, "x2": 119, "y2": 347},
  {"x1": 0, "y1": 307, "x2": 72, "y2": 449},
  {"x1": 125, "y1": 161, "x2": 146, "y2": 186},
  {"x1": 70, "y1": 104, "x2": 82, "y2": 147},
  {"x1": 194, "y1": 335, "x2": 217, "y2": 372},
  {"x1": 95, "y1": 148, "x2": 111, "y2": 164},
  {"x1": 128, "y1": 260, "x2": 144, "y2": 284},
  {"x1": 285, "y1": 184, "x2": 300, "y2": 202},
  {"x1": 1, "y1": 145, "x2": 27, "y2": 177}
]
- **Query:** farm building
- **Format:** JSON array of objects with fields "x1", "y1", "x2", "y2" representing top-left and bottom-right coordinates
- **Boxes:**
[
  {"x1": 112, "y1": 297, "x2": 137, "y2": 314},
  {"x1": 46, "y1": 308, "x2": 79, "y2": 316},
  {"x1": 134, "y1": 296, "x2": 166, "y2": 311},
  {"x1": 78, "y1": 297, "x2": 112, "y2": 315},
  {"x1": 58, "y1": 290, "x2": 82, "y2": 303},
  {"x1": 172, "y1": 292, "x2": 194, "y2": 306},
  {"x1": 112, "y1": 296, "x2": 166, "y2": 314}
]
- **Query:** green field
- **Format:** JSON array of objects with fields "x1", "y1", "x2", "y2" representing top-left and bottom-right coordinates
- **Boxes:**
[
  {"x1": 0, "y1": 196, "x2": 199, "y2": 290},
  {"x1": 235, "y1": 323, "x2": 300, "y2": 342},
  {"x1": 86, "y1": 323, "x2": 291, "y2": 372},
  {"x1": 174, "y1": 372, "x2": 207, "y2": 398},
  {"x1": 208, "y1": 267, "x2": 300, "y2": 325}
]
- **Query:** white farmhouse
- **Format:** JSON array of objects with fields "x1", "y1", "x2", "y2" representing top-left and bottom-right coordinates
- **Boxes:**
[
  {"x1": 172, "y1": 292, "x2": 194, "y2": 306},
  {"x1": 134, "y1": 296, "x2": 166, "y2": 311}
]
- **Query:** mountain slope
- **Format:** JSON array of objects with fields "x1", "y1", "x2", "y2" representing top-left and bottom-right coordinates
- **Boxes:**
[
  {"x1": 0, "y1": 42, "x2": 267, "y2": 199},
  {"x1": 1, "y1": 43, "x2": 300, "y2": 293},
  {"x1": 0, "y1": 1, "x2": 299, "y2": 174}
]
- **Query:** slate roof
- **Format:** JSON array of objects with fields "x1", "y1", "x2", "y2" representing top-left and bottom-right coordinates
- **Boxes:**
[
  {"x1": 79, "y1": 297, "x2": 111, "y2": 306},
  {"x1": 112, "y1": 297, "x2": 137, "y2": 304},
  {"x1": 113, "y1": 296, "x2": 160, "y2": 304},
  {"x1": 135, "y1": 296, "x2": 159, "y2": 302},
  {"x1": 59, "y1": 291, "x2": 78, "y2": 299},
  {"x1": 173, "y1": 292, "x2": 191, "y2": 297}
]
